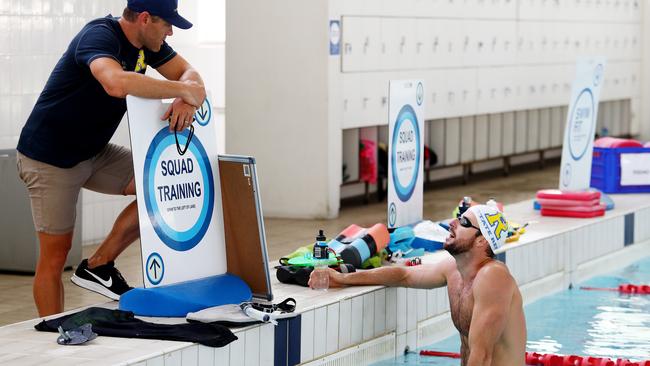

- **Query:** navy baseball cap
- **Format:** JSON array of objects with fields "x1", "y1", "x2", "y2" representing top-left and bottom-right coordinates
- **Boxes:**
[{"x1": 127, "y1": 0, "x2": 193, "y2": 29}]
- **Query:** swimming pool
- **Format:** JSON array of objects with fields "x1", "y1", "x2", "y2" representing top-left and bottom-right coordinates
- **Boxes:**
[{"x1": 373, "y1": 256, "x2": 650, "y2": 365}]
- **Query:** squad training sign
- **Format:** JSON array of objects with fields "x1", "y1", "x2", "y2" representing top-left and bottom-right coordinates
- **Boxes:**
[
  {"x1": 127, "y1": 95, "x2": 227, "y2": 288},
  {"x1": 387, "y1": 80, "x2": 424, "y2": 228},
  {"x1": 143, "y1": 127, "x2": 215, "y2": 251},
  {"x1": 391, "y1": 105, "x2": 421, "y2": 202},
  {"x1": 559, "y1": 58, "x2": 606, "y2": 191},
  {"x1": 567, "y1": 88, "x2": 595, "y2": 161}
]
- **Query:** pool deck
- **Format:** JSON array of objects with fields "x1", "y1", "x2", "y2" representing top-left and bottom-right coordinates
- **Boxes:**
[{"x1": 2, "y1": 194, "x2": 650, "y2": 366}]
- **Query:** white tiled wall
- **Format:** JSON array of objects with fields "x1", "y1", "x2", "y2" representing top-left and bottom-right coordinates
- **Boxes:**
[
  {"x1": 336, "y1": 0, "x2": 642, "y2": 201},
  {"x1": 506, "y1": 217, "x2": 626, "y2": 288},
  {"x1": 338, "y1": 3, "x2": 641, "y2": 130},
  {"x1": 634, "y1": 207, "x2": 650, "y2": 243},
  {"x1": 0, "y1": 0, "x2": 124, "y2": 150},
  {"x1": 127, "y1": 324, "x2": 274, "y2": 366},
  {"x1": 1, "y1": 0, "x2": 226, "y2": 245}
]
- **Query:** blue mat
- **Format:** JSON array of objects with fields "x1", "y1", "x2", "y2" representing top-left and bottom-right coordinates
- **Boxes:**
[{"x1": 119, "y1": 273, "x2": 252, "y2": 317}]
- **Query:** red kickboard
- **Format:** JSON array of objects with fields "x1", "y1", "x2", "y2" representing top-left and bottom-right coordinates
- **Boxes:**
[
  {"x1": 541, "y1": 207, "x2": 605, "y2": 218},
  {"x1": 537, "y1": 198, "x2": 601, "y2": 207},
  {"x1": 536, "y1": 189, "x2": 600, "y2": 201},
  {"x1": 594, "y1": 136, "x2": 644, "y2": 148},
  {"x1": 540, "y1": 203, "x2": 606, "y2": 212}
]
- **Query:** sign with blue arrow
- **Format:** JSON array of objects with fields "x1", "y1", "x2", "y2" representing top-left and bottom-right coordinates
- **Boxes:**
[
  {"x1": 387, "y1": 80, "x2": 425, "y2": 228},
  {"x1": 146, "y1": 252, "x2": 164, "y2": 285},
  {"x1": 559, "y1": 58, "x2": 606, "y2": 191},
  {"x1": 194, "y1": 98, "x2": 212, "y2": 126},
  {"x1": 127, "y1": 93, "x2": 227, "y2": 287}
]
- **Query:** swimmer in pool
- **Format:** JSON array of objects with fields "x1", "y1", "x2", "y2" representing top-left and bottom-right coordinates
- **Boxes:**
[{"x1": 309, "y1": 205, "x2": 526, "y2": 366}]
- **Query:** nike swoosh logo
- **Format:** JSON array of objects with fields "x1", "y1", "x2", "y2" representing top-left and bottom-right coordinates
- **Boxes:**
[{"x1": 84, "y1": 269, "x2": 113, "y2": 288}]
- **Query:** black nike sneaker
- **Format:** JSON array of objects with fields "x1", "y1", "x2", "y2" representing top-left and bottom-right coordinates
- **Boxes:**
[{"x1": 71, "y1": 259, "x2": 132, "y2": 300}]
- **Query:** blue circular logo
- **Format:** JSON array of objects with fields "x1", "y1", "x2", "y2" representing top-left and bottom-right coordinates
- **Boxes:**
[
  {"x1": 143, "y1": 127, "x2": 214, "y2": 251},
  {"x1": 593, "y1": 63, "x2": 603, "y2": 87},
  {"x1": 195, "y1": 98, "x2": 212, "y2": 126},
  {"x1": 416, "y1": 82, "x2": 424, "y2": 106},
  {"x1": 568, "y1": 88, "x2": 595, "y2": 161},
  {"x1": 388, "y1": 202, "x2": 397, "y2": 227},
  {"x1": 561, "y1": 163, "x2": 572, "y2": 188},
  {"x1": 391, "y1": 105, "x2": 421, "y2": 202},
  {"x1": 146, "y1": 252, "x2": 164, "y2": 285}
]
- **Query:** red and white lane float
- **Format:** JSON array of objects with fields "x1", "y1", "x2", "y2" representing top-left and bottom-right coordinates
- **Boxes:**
[
  {"x1": 419, "y1": 350, "x2": 650, "y2": 366},
  {"x1": 580, "y1": 284, "x2": 650, "y2": 295},
  {"x1": 524, "y1": 352, "x2": 650, "y2": 366}
]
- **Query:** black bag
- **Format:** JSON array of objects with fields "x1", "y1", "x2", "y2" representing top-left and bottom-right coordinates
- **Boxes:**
[{"x1": 276, "y1": 264, "x2": 313, "y2": 287}]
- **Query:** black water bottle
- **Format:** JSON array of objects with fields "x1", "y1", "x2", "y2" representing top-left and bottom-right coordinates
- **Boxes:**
[{"x1": 313, "y1": 230, "x2": 328, "y2": 260}]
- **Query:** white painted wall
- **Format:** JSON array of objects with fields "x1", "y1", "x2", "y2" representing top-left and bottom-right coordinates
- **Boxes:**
[{"x1": 226, "y1": 0, "x2": 335, "y2": 219}]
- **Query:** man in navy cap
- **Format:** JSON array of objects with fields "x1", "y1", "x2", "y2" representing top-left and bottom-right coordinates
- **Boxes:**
[{"x1": 16, "y1": 0, "x2": 205, "y2": 316}]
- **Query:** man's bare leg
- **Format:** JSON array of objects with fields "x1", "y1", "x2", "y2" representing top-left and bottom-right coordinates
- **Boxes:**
[
  {"x1": 33, "y1": 231, "x2": 72, "y2": 316},
  {"x1": 87, "y1": 178, "x2": 139, "y2": 268}
]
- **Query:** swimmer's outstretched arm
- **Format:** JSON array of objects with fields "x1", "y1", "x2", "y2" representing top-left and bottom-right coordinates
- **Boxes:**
[
  {"x1": 309, "y1": 256, "x2": 454, "y2": 289},
  {"x1": 466, "y1": 265, "x2": 514, "y2": 366}
]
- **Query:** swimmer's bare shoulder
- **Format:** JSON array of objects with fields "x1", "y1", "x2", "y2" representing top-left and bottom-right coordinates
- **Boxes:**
[{"x1": 466, "y1": 261, "x2": 520, "y2": 365}]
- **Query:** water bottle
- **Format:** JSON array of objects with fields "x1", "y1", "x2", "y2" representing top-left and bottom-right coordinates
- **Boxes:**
[
  {"x1": 311, "y1": 230, "x2": 329, "y2": 291},
  {"x1": 313, "y1": 230, "x2": 328, "y2": 260}
]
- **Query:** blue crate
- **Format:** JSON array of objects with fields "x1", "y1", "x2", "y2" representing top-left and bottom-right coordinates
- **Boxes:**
[{"x1": 590, "y1": 147, "x2": 650, "y2": 193}]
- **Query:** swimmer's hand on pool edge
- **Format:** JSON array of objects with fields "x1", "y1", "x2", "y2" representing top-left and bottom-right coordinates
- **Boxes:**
[
  {"x1": 308, "y1": 261, "x2": 452, "y2": 290},
  {"x1": 308, "y1": 268, "x2": 346, "y2": 289}
]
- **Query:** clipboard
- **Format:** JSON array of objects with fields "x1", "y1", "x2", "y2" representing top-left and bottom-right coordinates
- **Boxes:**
[{"x1": 218, "y1": 155, "x2": 273, "y2": 301}]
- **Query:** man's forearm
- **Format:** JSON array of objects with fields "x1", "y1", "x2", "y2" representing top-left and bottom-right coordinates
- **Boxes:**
[
  {"x1": 341, "y1": 266, "x2": 410, "y2": 287},
  {"x1": 118, "y1": 72, "x2": 191, "y2": 100},
  {"x1": 178, "y1": 68, "x2": 204, "y2": 86}
]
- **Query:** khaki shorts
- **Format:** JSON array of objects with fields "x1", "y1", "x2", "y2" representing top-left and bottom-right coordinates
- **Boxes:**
[{"x1": 17, "y1": 144, "x2": 135, "y2": 234}]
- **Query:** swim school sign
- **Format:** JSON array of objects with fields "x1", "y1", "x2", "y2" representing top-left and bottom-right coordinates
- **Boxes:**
[
  {"x1": 559, "y1": 58, "x2": 606, "y2": 191},
  {"x1": 127, "y1": 95, "x2": 227, "y2": 287},
  {"x1": 388, "y1": 80, "x2": 424, "y2": 228}
]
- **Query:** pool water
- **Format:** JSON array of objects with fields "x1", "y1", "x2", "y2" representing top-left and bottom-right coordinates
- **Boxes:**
[{"x1": 373, "y1": 256, "x2": 650, "y2": 365}]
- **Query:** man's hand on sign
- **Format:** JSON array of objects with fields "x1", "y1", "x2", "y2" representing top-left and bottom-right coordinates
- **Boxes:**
[
  {"x1": 182, "y1": 80, "x2": 206, "y2": 109},
  {"x1": 163, "y1": 98, "x2": 197, "y2": 132}
]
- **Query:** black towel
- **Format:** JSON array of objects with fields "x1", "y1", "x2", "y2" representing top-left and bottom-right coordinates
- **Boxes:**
[{"x1": 35, "y1": 307, "x2": 236, "y2": 348}]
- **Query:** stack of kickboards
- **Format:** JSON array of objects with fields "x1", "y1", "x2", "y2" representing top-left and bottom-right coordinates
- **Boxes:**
[{"x1": 536, "y1": 189, "x2": 606, "y2": 218}]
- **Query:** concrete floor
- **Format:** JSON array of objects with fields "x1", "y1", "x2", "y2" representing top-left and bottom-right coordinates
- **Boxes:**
[{"x1": 0, "y1": 162, "x2": 559, "y2": 326}]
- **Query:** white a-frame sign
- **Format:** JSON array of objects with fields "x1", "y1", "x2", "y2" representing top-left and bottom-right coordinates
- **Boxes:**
[
  {"x1": 387, "y1": 80, "x2": 425, "y2": 228},
  {"x1": 559, "y1": 58, "x2": 606, "y2": 191},
  {"x1": 127, "y1": 95, "x2": 226, "y2": 287}
]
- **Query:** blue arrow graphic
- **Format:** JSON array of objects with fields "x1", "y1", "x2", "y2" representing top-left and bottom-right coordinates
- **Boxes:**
[
  {"x1": 149, "y1": 259, "x2": 161, "y2": 279},
  {"x1": 197, "y1": 105, "x2": 208, "y2": 120}
]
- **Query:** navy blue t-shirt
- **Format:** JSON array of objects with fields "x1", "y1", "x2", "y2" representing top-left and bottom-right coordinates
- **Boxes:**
[{"x1": 17, "y1": 15, "x2": 177, "y2": 168}]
